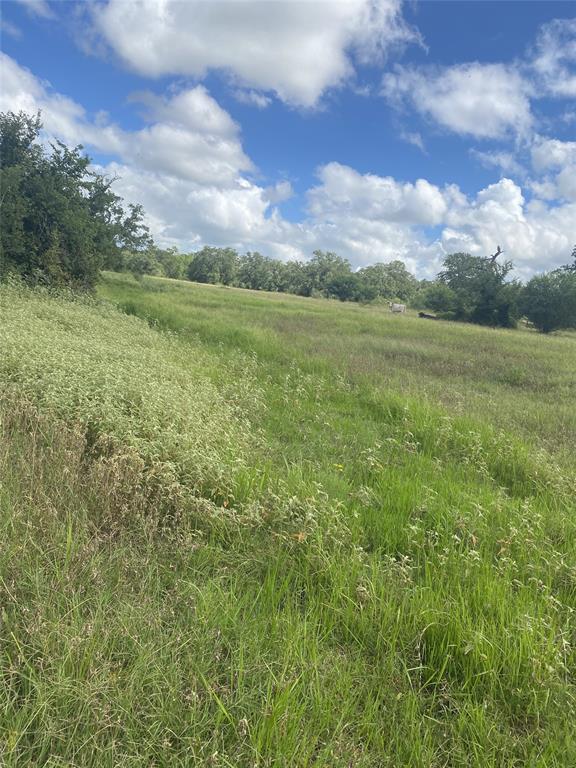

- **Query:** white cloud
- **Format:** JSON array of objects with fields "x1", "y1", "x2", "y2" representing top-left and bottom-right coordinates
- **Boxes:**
[
  {"x1": 1, "y1": 19, "x2": 22, "y2": 38},
  {"x1": 470, "y1": 149, "x2": 525, "y2": 178},
  {"x1": 529, "y1": 18, "x2": 576, "y2": 98},
  {"x1": 0, "y1": 55, "x2": 252, "y2": 186},
  {"x1": 15, "y1": 0, "x2": 54, "y2": 18},
  {"x1": 102, "y1": 162, "x2": 273, "y2": 247},
  {"x1": 304, "y1": 167, "x2": 574, "y2": 276},
  {"x1": 0, "y1": 53, "x2": 97, "y2": 148},
  {"x1": 233, "y1": 90, "x2": 272, "y2": 109},
  {"x1": 399, "y1": 130, "x2": 426, "y2": 153},
  {"x1": 90, "y1": 0, "x2": 417, "y2": 107},
  {"x1": 382, "y1": 62, "x2": 533, "y2": 139},
  {"x1": 123, "y1": 88, "x2": 253, "y2": 185},
  {"x1": 264, "y1": 180, "x2": 294, "y2": 205},
  {"x1": 441, "y1": 178, "x2": 575, "y2": 277},
  {"x1": 2, "y1": 54, "x2": 573, "y2": 277},
  {"x1": 529, "y1": 137, "x2": 576, "y2": 202},
  {"x1": 530, "y1": 137, "x2": 576, "y2": 172},
  {"x1": 308, "y1": 162, "x2": 447, "y2": 226}
]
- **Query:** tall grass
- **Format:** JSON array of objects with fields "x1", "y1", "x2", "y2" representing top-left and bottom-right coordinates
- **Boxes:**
[
  {"x1": 1, "y1": 276, "x2": 575, "y2": 766},
  {"x1": 0, "y1": 282, "x2": 255, "y2": 506}
]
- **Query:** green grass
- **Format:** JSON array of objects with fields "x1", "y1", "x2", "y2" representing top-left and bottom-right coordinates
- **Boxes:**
[{"x1": 1, "y1": 274, "x2": 575, "y2": 766}]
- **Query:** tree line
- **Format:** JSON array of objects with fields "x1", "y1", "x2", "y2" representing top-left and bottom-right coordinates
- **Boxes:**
[
  {"x1": 113, "y1": 243, "x2": 576, "y2": 333},
  {"x1": 114, "y1": 245, "x2": 421, "y2": 303},
  {"x1": 1, "y1": 110, "x2": 575, "y2": 333}
]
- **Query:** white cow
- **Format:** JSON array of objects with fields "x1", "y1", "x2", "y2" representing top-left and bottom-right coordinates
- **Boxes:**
[{"x1": 389, "y1": 302, "x2": 406, "y2": 313}]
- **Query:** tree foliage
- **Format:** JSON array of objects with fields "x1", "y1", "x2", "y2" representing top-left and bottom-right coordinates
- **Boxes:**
[
  {"x1": 566, "y1": 244, "x2": 576, "y2": 273},
  {"x1": 438, "y1": 252, "x2": 521, "y2": 327},
  {"x1": 358, "y1": 261, "x2": 418, "y2": 302},
  {"x1": 188, "y1": 246, "x2": 238, "y2": 285},
  {"x1": 0, "y1": 111, "x2": 151, "y2": 289},
  {"x1": 412, "y1": 282, "x2": 458, "y2": 313},
  {"x1": 521, "y1": 270, "x2": 576, "y2": 333}
]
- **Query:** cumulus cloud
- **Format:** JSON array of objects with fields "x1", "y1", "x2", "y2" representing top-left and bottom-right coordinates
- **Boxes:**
[
  {"x1": 529, "y1": 137, "x2": 576, "y2": 202},
  {"x1": 102, "y1": 162, "x2": 273, "y2": 248},
  {"x1": 440, "y1": 178, "x2": 575, "y2": 278},
  {"x1": 305, "y1": 167, "x2": 575, "y2": 276},
  {"x1": 0, "y1": 54, "x2": 252, "y2": 185},
  {"x1": 0, "y1": 53, "x2": 103, "y2": 149},
  {"x1": 90, "y1": 0, "x2": 417, "y2": 107},
  {"x1": 382, "y1": 62, "x2": 533, "y2": 139},
  {"x1": 264, "y1": 181, "x2": 294, "y2": 205},
  {"x1": 307, "y1": 162, "x2": 447, "y2": 226},
  {"x1": 123, "y1": 88, "x2": 253, "y2": 185},
  {"x1": 2, "y1": 54, "x2": 573, "y2": 277},
  {"x1": 529, "y1": 18, "x2": 576, "y2": 98},
  {"x1": 530, "y1": 137, "x2": 576, "y2": 172}
]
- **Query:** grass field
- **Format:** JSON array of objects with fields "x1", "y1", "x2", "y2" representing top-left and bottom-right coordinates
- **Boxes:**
[{"x1": 1, "y1": 273, "x2": 575, "y2": 766}]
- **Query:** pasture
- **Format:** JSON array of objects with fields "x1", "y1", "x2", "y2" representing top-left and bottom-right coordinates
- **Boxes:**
[{"x1": 1, "y1": 273, "x2": 575, "y2": 767}]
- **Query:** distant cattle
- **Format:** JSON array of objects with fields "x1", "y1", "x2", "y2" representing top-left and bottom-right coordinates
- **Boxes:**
[
  {"x1": 418, "y1": 311, "x2": 439, "y2": 320},
  {"x1": 389, "y1": 303, "x2": 406, "y2": 313}
]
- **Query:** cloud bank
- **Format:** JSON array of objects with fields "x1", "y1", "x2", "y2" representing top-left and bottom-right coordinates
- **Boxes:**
[{"x1": 2, "y1": 43, "x2": 574, "y2": 278}]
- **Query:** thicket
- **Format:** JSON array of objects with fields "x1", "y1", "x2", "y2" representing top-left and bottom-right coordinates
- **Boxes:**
[{"x1": 0, "y1": 111, "x2": 151, "y2": 290}]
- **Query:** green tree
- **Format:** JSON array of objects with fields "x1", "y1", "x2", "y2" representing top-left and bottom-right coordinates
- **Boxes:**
[
  {"x1": 0, "y1": 111, "x2": 151, "y2": 289},
  {"x1": 325, "y1": 272, "x2": 360, "y2": 301},
  {"x1": 564, "y1": 244, "x2": 576, "y2": 273},
  {"x1": 438, "y1": 252, "x2": 521, "y2": 327},
  {"x1": 236, "y1": 252, "x2": 276, "y2": 291},
  {"x1": 521, "y1": 270, "x2": 576, "y2": 333},
  {"x1": 412, "y1": 282, "x2": 458, "y2": 312},
  {"x1": 123, "y1": 249, "x2": 162, "y2": 280},
  {"x1": 187, "y1": 246, "x2": 238, "y2": 285},
  {"x1": 280, "y1": 260, "x2": 309, "y2": 295},
  {"x1": 304, "y1": 250, "x2": 352, "y2": 297},
  {"x1": 154, "y1": 246, "x2": 189, "y2": 279},
  {"x1": 358, "y1": 261, "x2": 418, "y2": 301}
]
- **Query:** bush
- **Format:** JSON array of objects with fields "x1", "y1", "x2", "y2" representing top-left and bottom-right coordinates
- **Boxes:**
[
  {"x1": 521, "y1": 270, "x2": 576, "y2": 333},
  {"x1": 0, "y1": 111, "x2": 151, "y2": 290},
  {"x1": 412, "y1": 282, "x2": 458, "y2": 312}
]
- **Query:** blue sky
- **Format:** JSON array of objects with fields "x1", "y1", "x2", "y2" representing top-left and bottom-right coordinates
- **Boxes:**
[{"x1": 1, "y1": 0, "x2": 575, "y2": 277}]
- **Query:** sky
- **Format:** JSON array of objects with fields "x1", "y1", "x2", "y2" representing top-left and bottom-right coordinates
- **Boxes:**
[{"x1": 1, "y1": 0, "x2": 575, "y2": 278}]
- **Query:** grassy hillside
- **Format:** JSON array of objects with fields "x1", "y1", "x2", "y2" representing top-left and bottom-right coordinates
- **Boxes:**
[{"x1": 1, "y1": 274, "x2": 575, "y2": 767}]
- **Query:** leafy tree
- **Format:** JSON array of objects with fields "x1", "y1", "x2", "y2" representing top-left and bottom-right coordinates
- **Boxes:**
[
  {"x1": 279, "y1": 260, "x2": 309, "y2": 296},
  {"x1": 236, "y1": 251, "x2": 277, "y2": 291},
  {"x1": 0, "y1": 111, "x2": 151, "y2": 289},
  {"x1": 521, "y1": 270, "x2": 576, "y2": 333},
  {"x1": 412, "y1": 282, "x2": 458, "y2": 312},
  {"x1": 188, "y1": 246, "x2": 238, "y2": 285},
  {"x1": 123, "y1": 249, "x2": 162, "y2": 280},
  {"x1": 304, "y1": 250, "x2": 352, "y2": 297},
  {"x1": 438, "y1": 252, "x2": 521, "y2": 327},
  {"x1": 358, "y1": 261, "x2": 418, "y2": 301},
  {"x1": 564, "y1": 244, "x2": 576, "y2": 273},
  {"x1": 154, "y1": 246, "x2": 189, "y2": 279},
  {"x1": 325, "y1": 272, "x2": 358, "y2": 301}
]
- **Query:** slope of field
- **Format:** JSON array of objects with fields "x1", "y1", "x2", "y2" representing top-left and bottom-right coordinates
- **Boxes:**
[{"x1": 1, "y1": 275, "x2": 575, "y2": 767}]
